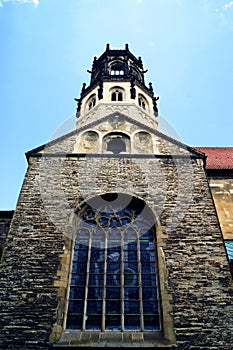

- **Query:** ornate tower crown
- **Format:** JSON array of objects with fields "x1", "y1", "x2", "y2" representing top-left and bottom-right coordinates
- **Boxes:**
[
  {"x1": 75, "y1": 44, "x2": 159, "y2": 130},
  {"x1": 89, "y1": 43, "x2": 146, "y2": 86}
]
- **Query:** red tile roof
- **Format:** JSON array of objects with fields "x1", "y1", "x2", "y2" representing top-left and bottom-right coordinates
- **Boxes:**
[{"x1": 194, "y1": 147, "x2": 233, "y2": 169}]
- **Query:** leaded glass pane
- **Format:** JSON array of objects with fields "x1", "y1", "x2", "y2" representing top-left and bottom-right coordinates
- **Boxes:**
[
  {"x1": 106, "y1": 287, "x2": 121, "y2": 299},
  {"x1": 88, "y1": 287, "x2": 103, "y2": 299},
  {"x1": 144, "y1": 314, "x2": 160, "y2": 330},
  {"x1": 143, "y1": 300, "x2": 159, "y2": 313},
  {"x1": 70, "y1": 274, "x2": 85, "y2": 286},
  {"x1": 124, "y1": 315, "x2": 140, "y2": 330},
  {"x1": 141, "y1": 274, "x2": 157, "y2": 287},
  {"x1": 89, "y1": 273, "x2": 104, "y2": 286},
  {"x1": 68, "y1": 300, "x2": 84, "y2": 313},
  {"x1": 87, "y1": 300, "x2": 102, "y2": 314},
  {"x1": 142, "y1": 287, "x2": 158, "y2": 300},
  {"x1": 124, "y1": 287, "x2": 139, "y2": 300},
  {"x1": 90, "y1": 248, "x2": 104, "y2": 262},
  {"x1": 105, "y1": 315, "x2": 121, "y2": 330},
  {"x1": 107, "y1": 262, "x2": 121, "y2": 273},
  {"x1": 69, "y1": 286, "x2": 85, "y2": 299},
  {"x1": 72, "y1": 262, "x2": 86, "y2": 274},
  {"x1": 106, "y1": 300, "x2": 121, "y2": 313},
  {"x1": 86, "y1": 315, "x2": 102, "y2": 330},
  {"x1": 66, "y1": 314, "x2": 82, "y2": 329},
  {"x1": 124, "y1": 300, "x2": 140, "y2": 314}
]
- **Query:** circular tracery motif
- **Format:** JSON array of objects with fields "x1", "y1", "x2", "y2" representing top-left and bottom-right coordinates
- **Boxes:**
[
  {"x1": 83, "y1": 207, "x2": 133, "y2": 228},
  {"x1": 76, "y1": 194, "x2": 155, "y2": 247}
]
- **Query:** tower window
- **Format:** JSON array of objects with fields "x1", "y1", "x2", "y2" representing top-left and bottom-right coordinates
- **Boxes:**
[
  {"x1": 66, "y1": 194, "x2": 161, "y2": 332},
  {"x1": 138, "y1": 94, "x2": 148, "y2": 111},
  {"x1": 86, "y1": 94, "x2": 96, "y2": 111},
  {"x1": 111, "y1": 70, "x2": 124, "y2": 76},
  {"x1": 110, "y1": 62, "x2": 125, "y2": 76},
  {"x1": 111, "y1": 88, "x2": 124, "y2": 102}
]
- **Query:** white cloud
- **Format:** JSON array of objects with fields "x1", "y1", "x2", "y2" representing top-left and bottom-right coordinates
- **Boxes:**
[
  {"x1": 0, "y1": 0, "x2": 39, "y2": 7},
  {"x1": 33, "y1": 0, "x2": 39, "y2": 6},
  {"x1": 223, "y1": 1, "x2": 233, "y2": 9}
]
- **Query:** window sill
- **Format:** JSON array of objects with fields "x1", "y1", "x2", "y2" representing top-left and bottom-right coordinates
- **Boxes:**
[{"x1": 53, "y1": 330, "x2": 174, "y2": 348}]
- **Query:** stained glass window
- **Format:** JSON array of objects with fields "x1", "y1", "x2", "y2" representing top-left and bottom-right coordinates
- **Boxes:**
[{"x1": 66, "y1": 194, "x2": 161, "y2": 331}]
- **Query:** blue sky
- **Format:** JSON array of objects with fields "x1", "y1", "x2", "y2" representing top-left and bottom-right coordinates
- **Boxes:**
[{"x1": 1, "y1": 0, "x2": 233, "y2": 209}]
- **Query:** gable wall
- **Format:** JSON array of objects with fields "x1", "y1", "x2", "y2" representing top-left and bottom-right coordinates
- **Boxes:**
[{"x1": 0, "y1": 150, "x2": 233, "y2": 349}]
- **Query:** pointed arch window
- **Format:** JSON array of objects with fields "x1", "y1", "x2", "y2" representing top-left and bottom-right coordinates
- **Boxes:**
[{"x1": 66, "y1": 194, "x2": 161, "y2": 332}]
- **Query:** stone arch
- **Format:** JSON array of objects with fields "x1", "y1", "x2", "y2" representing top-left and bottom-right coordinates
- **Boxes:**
[
  {"x1": 102, "y1": 132, "x2": 130, "y2": 154},
  {"x1": 133, "y1": 131, "x2": 153, "y2": 154},
  {"x1": 78, "y1": 130, "x2": 99, "y2": 153}
]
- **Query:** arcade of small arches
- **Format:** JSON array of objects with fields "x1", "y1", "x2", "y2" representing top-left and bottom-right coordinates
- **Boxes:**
[
  {"x1": 79, "y1": 130, "x2": 153, "y2": 154},
  {"x1": 85, "y1": 87, "x2": 150, "y2": 112}
]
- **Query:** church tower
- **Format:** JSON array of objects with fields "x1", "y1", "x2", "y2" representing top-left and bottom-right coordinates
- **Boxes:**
[
  {"x1": 73, "y1": 43, "x2": 159, "y2": 155},
  {"x1": 0, "y1": 45, "x2": 233, "y2": 350}
]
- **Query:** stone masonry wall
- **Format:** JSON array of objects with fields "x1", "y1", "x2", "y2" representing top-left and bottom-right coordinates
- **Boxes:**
[
  {"x1": 0, "y1": 153, "x2": 233, "y2": 349},
  {"x1": 0, "y1": 211, "x2": 14, "y2": 259},
  {"x1": 209, "y1": 177, "x2": 233, "y2": 240}
]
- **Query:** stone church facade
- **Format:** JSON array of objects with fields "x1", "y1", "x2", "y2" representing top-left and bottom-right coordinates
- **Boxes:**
[{"x1": 0, "y1": 45, "x2": 232, "y2": 349}]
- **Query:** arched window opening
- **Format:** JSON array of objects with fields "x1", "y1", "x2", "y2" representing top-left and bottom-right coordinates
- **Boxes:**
[
  {"x1": 86, "y1": 94, "x2": 96, "y2": 111},
  {"x1": 66, "y1": 193, "x2": 161, "y2": 332},
  {"x1": 111, "y1": 88, "x2": 124, "y2": 102},
  {"x1": 138, "y1": 94, "x2": 148, "y2": 111},
  {"x1": 103, "y1": 132, "x2": 130, "y2": 154},
  {"x1": 110, "y1": 62, "x2": 125, "y2": 76},
  {"x1": 112, "y1": 92, "x2": 116, "y2": 101},
  {"x1": 107, "y1": 137, "x2": 126, "y2": 154}
]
